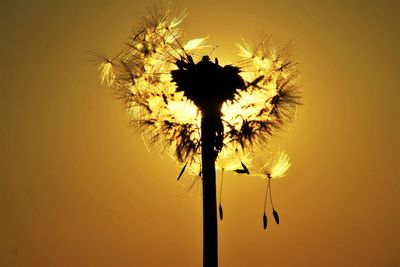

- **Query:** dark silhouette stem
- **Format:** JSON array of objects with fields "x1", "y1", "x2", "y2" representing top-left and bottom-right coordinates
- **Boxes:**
[{"x1": 201, "y1": 113, "x2": 218, "y2": 267}]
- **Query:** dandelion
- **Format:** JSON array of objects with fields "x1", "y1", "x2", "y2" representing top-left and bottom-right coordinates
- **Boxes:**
[{"x1": 96, "y1": 6, "x2": 301, "y2": 267}]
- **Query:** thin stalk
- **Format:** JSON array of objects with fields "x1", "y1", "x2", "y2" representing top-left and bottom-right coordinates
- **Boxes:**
[{"x1": 201, "y1": 113, "x2": 218, "y2": 267}]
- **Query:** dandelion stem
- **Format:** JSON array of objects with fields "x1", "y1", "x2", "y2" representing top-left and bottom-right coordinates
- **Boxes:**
[{"x1": 201, "y1": 113, "x2": 219, "y2": 267}]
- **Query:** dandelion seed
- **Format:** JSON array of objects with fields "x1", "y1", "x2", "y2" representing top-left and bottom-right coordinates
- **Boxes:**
[
  {"x1": 263, "y1": 211, "x2": 268, "y2": 230},
  {"x1": 269, "y1": 152, "x2": 291, "y2": 179},
  {"x1": 272, "y1": 208, "x2": 280, "y2": 225},
  {"x1": 234, "y1": 160, "x2": 250, "y2": 174},
  {"x1": 177, "y1": 161, "x2": 188, "y2": 180},
  {"x1": 240, "y1": 161, "x2": 250, "y2": 174},
  {"x1": 256, "y1": 151, "x2": 290, "y2": 229},
  {"x1": 236, "y1": 42, "x2": 253, "y2": 58},
  {"x1": 99, "y1": 61, "x2": 115, "y2": 86},
  {"x1": 184, "y1": 37, "x2": 209, "y2": 50}
]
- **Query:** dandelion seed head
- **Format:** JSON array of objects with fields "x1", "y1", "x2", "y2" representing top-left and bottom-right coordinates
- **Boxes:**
[{"x1": 98, "y1": 7, "x2": 301, "y2": 167}]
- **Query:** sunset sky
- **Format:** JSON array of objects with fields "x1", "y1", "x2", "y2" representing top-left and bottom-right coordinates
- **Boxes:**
[{"x1": 1, "y1": 0, "x2": 399, "y2": 266}]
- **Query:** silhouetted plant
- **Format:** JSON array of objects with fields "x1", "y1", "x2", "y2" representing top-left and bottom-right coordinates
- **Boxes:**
[{"x1": 96, "y1": 6, "x2": 301, "y2": 267}]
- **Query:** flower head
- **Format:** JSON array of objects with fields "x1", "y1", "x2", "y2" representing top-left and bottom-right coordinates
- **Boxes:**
[{"x1": 97, "y1": 7, "x2": 300, "y2": 170}]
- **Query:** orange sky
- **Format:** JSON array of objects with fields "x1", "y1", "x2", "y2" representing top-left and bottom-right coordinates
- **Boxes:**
[{"x1": 1, "y1": 1, "x2": 399, "y2": 266}]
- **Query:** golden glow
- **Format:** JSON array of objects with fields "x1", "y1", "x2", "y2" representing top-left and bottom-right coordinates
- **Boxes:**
[{"x1": 166, "y1": 94, "x2": 199, "y2": 124}]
